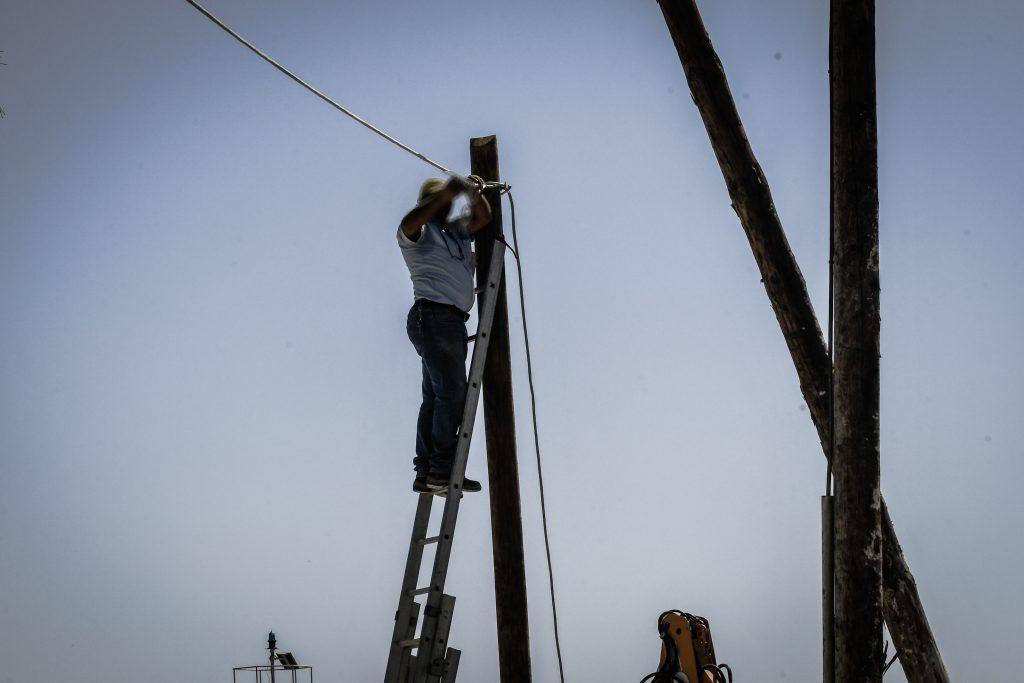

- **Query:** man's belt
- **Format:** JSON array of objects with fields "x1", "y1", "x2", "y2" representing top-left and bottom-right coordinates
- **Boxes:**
[{"x1": 414, "y1": 298, "x2": 470, "y2": 322}]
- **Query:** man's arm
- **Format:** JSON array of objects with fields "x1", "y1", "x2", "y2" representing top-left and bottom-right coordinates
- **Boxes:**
[
  {"x1": 399, "y1": 176, "x2": 475, "y2": 240},
  {"x1": 399, "y1": 185, "x2": 455, "y2": 240}
]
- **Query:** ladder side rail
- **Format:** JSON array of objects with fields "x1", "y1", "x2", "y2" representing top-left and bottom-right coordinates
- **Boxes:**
[
  {"x1": 440, "y1": 649, "x2": 461, "y2": 683},
  {"x1": 395, "y1": 601, "x2": 421, "y2": 683},
  {"x1": 425, "y1": 594, "x2": 457, "y2": 680},
  {"x1": 385, "y1": 494, "x2": 435, "y2": 682},
  {"x1": 413, "y1": 242, "x2": 506, "y2": 681}
]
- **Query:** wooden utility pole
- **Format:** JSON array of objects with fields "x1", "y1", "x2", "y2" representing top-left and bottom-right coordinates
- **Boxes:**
[
  {"x1": 470, "y1": 135, "x2": 533, "y2": 683},
  {"x1": 831, "y1": 0, "x2": 883, "y2": 678},
  {"x1": 657, "y1": 2, "x2": 950, "y2": 680}
]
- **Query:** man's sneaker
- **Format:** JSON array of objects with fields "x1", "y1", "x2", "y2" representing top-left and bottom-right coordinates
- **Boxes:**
[
  {"x1": 426, "y1": 473, "x2": 482, "y2": 493},
  {"x1": 413, "y1": 476, "x2": 440, "y2": 493}
]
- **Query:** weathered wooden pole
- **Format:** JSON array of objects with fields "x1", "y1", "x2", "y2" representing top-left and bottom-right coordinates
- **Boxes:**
[
  {"x1": 831, "y1": 0, "x2": 884, "y2": 679},
  {"x1": 656, "y1": 2, "x2": 950, "y2": 680},
  {"x1": 470, "y1": 135, "x2": 533, "y2": 683},
  {"x1": 657, "y1": 0, "x2": 832, "y2": 430}
]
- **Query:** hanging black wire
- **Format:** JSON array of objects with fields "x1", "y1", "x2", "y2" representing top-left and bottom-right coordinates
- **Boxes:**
[{"x1": 500, "y1": 189, "x2": 567, "y2": 683}]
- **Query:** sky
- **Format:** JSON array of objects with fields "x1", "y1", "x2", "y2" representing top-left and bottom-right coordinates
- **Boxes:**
[{"x1": 1, "y1": 1, "x2": 1022, "y2": 682}]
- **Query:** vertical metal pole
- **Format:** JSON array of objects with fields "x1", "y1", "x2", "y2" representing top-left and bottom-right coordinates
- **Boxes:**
[{"x1": 268, "y1": 631, "x2": 277, "y2": 683}]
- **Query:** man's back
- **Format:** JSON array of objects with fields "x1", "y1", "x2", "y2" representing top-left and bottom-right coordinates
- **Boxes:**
[{"x1": 397, "y1": 217, "x2": 475, "y2": 313}]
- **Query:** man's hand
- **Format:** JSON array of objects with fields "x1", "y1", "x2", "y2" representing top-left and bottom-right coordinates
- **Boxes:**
[
  {"x1": 457, "y1": 175, "x2": 491, "y2": 234},
  {"x1": 445, "y1": 175, "x2": 478, "y2": 197},
  {"x1": 466, "y1": 175, "x2": 486, "y2": 196}
]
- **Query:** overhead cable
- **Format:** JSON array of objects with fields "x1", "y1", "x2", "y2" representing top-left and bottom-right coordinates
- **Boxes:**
[{"x1": 184, "y1": 0, "x2": 504, "y2": 188}]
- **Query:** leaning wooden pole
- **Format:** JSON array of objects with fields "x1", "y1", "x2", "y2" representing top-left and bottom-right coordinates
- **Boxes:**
[
  {"x1": 656, "y1": 2, "x2": 950, "y2": 680},
  {"x1": 831, "y1": 0, "x2": 884, "y2": 678},
  {"x1": 470, "y1": 135, "x2": 533, "y2": 683}
]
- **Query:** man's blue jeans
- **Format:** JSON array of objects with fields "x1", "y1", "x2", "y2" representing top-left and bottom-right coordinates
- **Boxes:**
[{"x1": 406, "y1": 300, "x2": 468, "y2": 477}]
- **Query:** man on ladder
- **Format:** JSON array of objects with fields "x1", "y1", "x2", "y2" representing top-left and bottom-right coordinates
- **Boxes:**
[
  {"x1": 398, "y1": 176, "x2": 491, "y2": 494},
  {"x1": 387, "y1": 172, "x2": 507, "y2": 682}
]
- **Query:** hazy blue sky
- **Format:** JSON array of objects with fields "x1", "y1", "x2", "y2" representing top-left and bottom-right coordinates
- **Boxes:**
[{"x1": 2, "y1": 1, "x2": 1021, "y2": 681}]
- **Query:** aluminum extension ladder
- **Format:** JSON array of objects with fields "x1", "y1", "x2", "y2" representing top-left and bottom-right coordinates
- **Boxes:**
[{"x1": 383, "y1": 237, "x2": 506, "y2": 683}]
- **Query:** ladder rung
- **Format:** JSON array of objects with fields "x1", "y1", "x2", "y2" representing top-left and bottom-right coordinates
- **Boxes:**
[
  {"x1": 417, "y1": 536, "x2": 440, "y2": 546},
  {"x1": 408, "y1": 586, "x2": 432, "y2": 597},
  {"x1": 398, "y1": 638, "x2": 420, "y2": 649}
]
